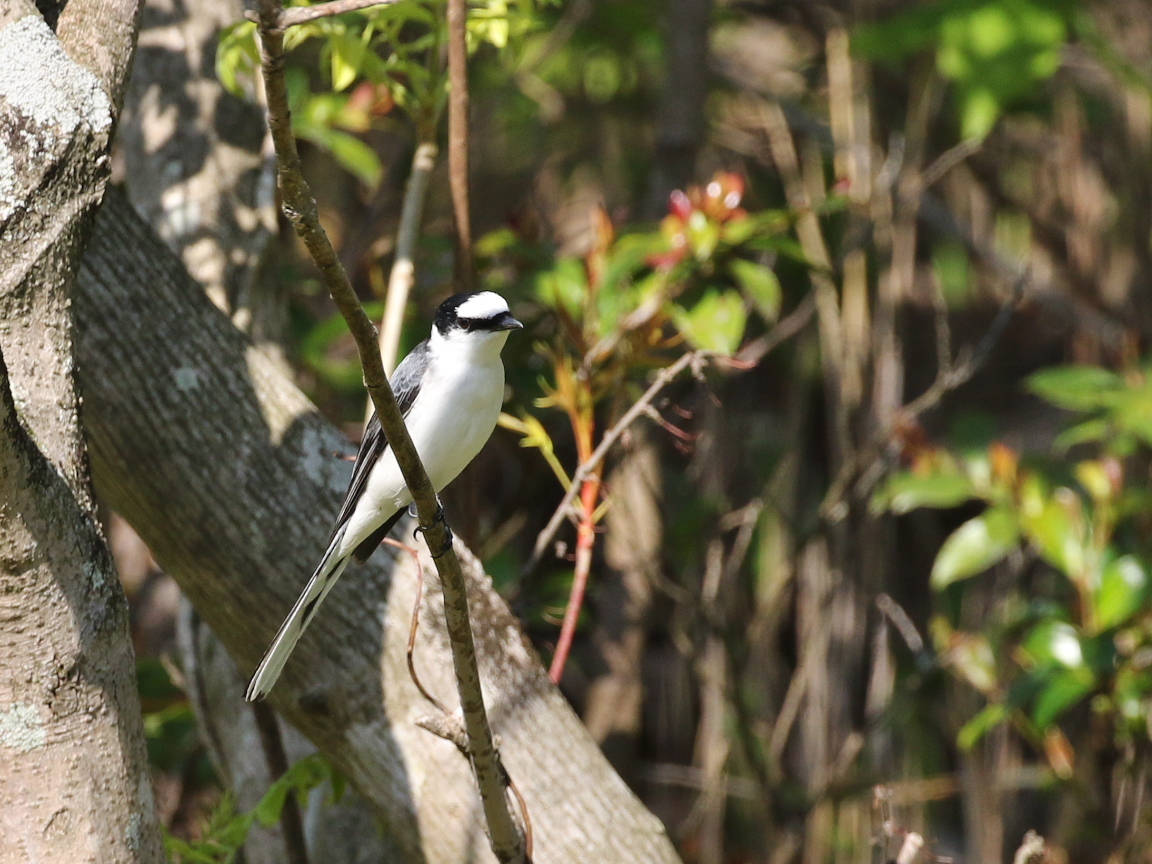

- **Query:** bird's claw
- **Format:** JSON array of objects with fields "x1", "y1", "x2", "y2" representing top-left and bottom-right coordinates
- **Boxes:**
[{"x1": 414, "y1": 502, "x2": 453, "y2": 558}]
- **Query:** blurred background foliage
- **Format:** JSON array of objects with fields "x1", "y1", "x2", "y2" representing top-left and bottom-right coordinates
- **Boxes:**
[{"x1": 123, "y1": 0, "x2": 1152, "y2": 861}]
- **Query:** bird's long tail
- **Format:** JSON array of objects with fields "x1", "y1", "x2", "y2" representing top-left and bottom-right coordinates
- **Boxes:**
[{"x1": 246, "y1": 528, "x2": 352, "y2": 702}]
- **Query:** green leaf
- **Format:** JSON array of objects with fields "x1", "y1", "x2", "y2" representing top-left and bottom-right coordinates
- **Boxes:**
[
  {"x1": 958, "y1": 702, "x2": 1007, "y2": 750},
  {"x1": 300, "y1": 301, "x2": 385, "y2": 391},
  {"x1": 672, "y1": 289, "x2": 747, "y2": 355},
  {"x1": 1096, "y1": 555, "x2": 1148, "y2": 631},
  {"x1": 1026, "y1": 365, "x2": 1123, "y2": 411},
  {"x1": 1019, "y1": 491, "x2": 1086, "y2": 579},
  {"x1": 874, "y1": 471, "x2": 978, "y2": 514},
  {"x1": 1053, "y1": 417, "x2": 1110, "y2": 451},
  {"x1": 215, "y1": 21, "x2": 260, "y2": 98},
  {"x1": 729, "y1": 259, "x2": 781, "y2": 323},
  {"x1": 686, "y1": 211, "x2": 720, "y2": 261},
  {"x1": 1021, "y1": 620, "x2": 1084, "y2": 669},
  {"x1": 329, "y1": 31, "x2": 367, "y2": 92},
  {"x1": 1032, "y1": 667, "x2": 1094, "y2": 728},
  {"x1": 534, "y1": 258, "x2": 588, "y2": 319},
  {"x1": 303, "y1": 128, "x2": 383, "y2": 188},
  {"x1": 931, "y1": 506, "x2": 1018, "y2": 589},
  {"x1": 254, "y1": 754, "x2": 333, "y2": 827}
]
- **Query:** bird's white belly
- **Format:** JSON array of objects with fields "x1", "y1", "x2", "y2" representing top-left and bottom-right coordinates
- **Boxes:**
[{"x1": 344, "y1": 361, "x2": 504, "y2": 546}]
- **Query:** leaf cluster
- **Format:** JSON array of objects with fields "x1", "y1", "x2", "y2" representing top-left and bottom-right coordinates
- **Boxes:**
[{"x1": 874, "y1": 365, "x2": 1152, "y2": 775}]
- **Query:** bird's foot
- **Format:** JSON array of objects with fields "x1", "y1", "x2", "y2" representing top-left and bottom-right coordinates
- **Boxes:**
[{"x1": 414, "y1": 501, "x2": 454, "y2": 558}]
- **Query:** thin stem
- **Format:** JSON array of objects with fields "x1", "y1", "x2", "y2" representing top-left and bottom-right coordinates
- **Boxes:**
[
  {"x1": 526, "y1": 350, "x2": 707, "y2": 574},
  {"x1": 379, "y1": 141, "x2": 438, "y2": 376},
  {"x1": 251, "y1": 702, "x2": 310, "y2": 864},
  {"x1": 276, "y1": 0, "x2": 400, "y2": 29},
  {"x1": 527, "y1": 299, "x2": 815, "y2": 576},
  {"x1": 447, "y1": 0, "x2": 472, "y2": 289},
  {"x1": 548, "y1": 468, "x2": 603, "y2": 683},
  {"x1": 253, "y1": 4, "x2": 523, "y2": 860}
]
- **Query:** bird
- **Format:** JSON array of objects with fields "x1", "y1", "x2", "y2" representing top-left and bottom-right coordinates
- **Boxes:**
[{"x1": 246, "y1": 291, "x2": 522, "y2": 701}]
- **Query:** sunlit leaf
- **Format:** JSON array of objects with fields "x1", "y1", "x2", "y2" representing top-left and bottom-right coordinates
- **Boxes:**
[
  {"x1": 1019, "y1": 489, "x2": 1086, "y2": 579},
  {"x1": 499, "y1": 412, "x2": 571, "y2": 488},
  {"x1": 672, "y1": 289, "x2": 747, "y2": 354},
  {"x1": 254, "y1": 754, "x2": 333, "y2": 827},
  {"x1": 685, "y1": 210, "x2": 720, "y2": 261},
  {"x1": 857, "y1": 0, "x2": 1071, "y2": 140},
  {"x1": 1021, "y1": 620, "x2": 1084, "y2": 669},
  {"x1": 1026, "y1": 365, "x2": 1123, "y2": 411},
  {"x1": 215, "y1": 21, "x2": 260, "y2": 98},
  {"x1": 1053, "y1": 418, "x2": 1109, "y2": 450},
  {"x1": 535, "y1": 258, "x2": 588, "y2": 319},
  {"x1": 329, "y1": 31, "x2": 367, "y2": 91},
  {"x1": 729, "y1": 259, "x2": 781, "y2": 323},
  {"x1": 931, "y1": 506, "x2": 1018, "y2": 589},
  {"x1": 947, "y1": 632, "x2": 999, "y2": 694},
  {"x1": 301, "y1": 301, "x2": 385, "y2": 391},
  {"x1": 958, "y1": 702, "x2": 1006, "y2": 750},
  {"x1": 304, "y1": 128, "x2": 383, "y2": 187},
  {"x1": 1096, "y1": 556, "x2": 1148, "y2": 631},
  {"x1": 873, "y1": 471, "x2": 978, "y2": 514}
]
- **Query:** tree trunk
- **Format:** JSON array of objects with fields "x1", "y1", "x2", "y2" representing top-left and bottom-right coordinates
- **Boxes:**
[
  {"x1": 0, "y1": 3, "x2": 164, "y2": 861},
  {"x1": 77, "y1": 189, "x2": 682, "y2": 864}
]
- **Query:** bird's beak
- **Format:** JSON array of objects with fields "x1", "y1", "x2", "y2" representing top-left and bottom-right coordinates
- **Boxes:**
[{"x1": 495, "y1": 312, "x2": 523, "y2": 331}]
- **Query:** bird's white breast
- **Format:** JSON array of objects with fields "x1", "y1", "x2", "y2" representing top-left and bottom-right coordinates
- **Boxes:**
[{"x1": 340, "y1": 344, "x2": 506, "y2": 551}]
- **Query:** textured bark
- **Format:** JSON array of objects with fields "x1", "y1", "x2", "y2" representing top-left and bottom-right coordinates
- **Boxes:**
[
  {"x1": 0, "y1": 353, "x2": 164, "y2": 863},
  {"x1": 77, "y1": 189, "x2": 682, "y2": 864},
  {"x1": 0, "y1": 2, "x2": 164, "y2": 861},
  {"x1": 112, "y1": 1, "x2": 355, "y2": 857},
  {"x1": 114, "y1": 0, "x2": 280, "y2": 336}
]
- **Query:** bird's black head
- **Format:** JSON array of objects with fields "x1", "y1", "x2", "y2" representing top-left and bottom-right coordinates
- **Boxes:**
[{"x1": 433, "y1": 292, "x2": 522, "y2": 335}]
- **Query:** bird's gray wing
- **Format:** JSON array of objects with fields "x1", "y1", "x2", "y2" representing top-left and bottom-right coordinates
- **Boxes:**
[{"x1": 330, "y1": 339, "x2": 429, "y2": 540}]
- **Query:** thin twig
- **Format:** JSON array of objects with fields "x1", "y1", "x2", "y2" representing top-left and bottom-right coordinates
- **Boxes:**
[
  {"x1": 251, "y1": 702, "x2": 311, "y2": 864},
  {"x1": 547, "y1": 467, "x2": 603, "y2": 682},
  {"x1": 920, "y1": 138, "x2": 981, "y2": 189},
  {"x1": 276, "y1": 0, "x2": 400, "y2": 29},
  {"x1": 526, "y1": 350, "x2": 710, "y2": 574},
  {"x1": 447, "y1": 0, "x2": 472, "y2": 289},
  {"x1": 384, "y1": 536, "x2": 450, "y2": 713},
  {"x1": 507, "y1": 777, "x2": 535, "y2": 861},
  {"x1": 818, "y1": 275, "x2": 1023, "y2": 523},
  {"x1": 528, "y1": 299, "x2": 814, "y2": 575},
  {"x1": 254, "y1": 4, "x2": 524, "y2": 860},
  {"x1": 735, "y1": 294, "x2": 816, "y2": 365}
]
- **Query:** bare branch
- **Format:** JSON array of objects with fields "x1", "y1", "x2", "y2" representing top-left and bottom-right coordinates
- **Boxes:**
[
  {"x1": 447, "y1": 0, "x2": 473, "y2": 288},
  {"x1": 920, "y1": 138, "x2": 982, "y2": 189},
  {"x1": 819, "y1": 276, "x2": 1023, "y2": 523},
  {"x1": 275, "y1": 0, "x2": 401, "y2": 30},
  {"x1": 527, "y1": 350, "x2": 709, "y2": 574},
  {"x1": 253, "y1": 2, "x2": 524, "y2": 859},
  {"x1": 529, "y1": 297, "x2": 817, "y2": 575}
]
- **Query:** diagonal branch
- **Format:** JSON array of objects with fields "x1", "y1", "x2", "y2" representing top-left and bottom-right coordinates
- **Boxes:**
[
  {"x1": 528, "y1": 296, "x2": 819, "y2": 575},
  {"x1": 253, "y1": 2, "x2": 524, "y2": 860},
  {"x1": 526, "y1": 350, "x2": 710, "y2": 575}
]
